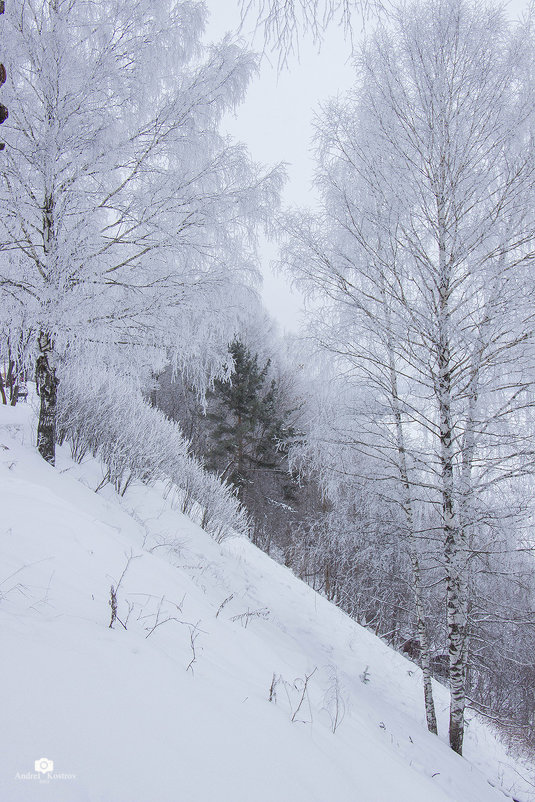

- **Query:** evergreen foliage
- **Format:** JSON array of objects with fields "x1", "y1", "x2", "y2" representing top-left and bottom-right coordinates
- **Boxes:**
[
  {"x1": 206, "y1": 339, "x2": 294, "y2": 495},
  {"x1": 152, "y1": 338, "x2": 307, "y2": 552}
]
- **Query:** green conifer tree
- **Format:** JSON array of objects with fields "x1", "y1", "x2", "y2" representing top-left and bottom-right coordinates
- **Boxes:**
[{"x1": 206, "y1": 339, "x2": 294, "y2": 500}]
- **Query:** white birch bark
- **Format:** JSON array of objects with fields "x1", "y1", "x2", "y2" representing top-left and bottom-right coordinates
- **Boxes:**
[
  {"x1": 435, "y1": 179, "x2": 466, "y2": 754},
  {"x1": 380, "y1": 270, "x2": 438, "y2": 735}
]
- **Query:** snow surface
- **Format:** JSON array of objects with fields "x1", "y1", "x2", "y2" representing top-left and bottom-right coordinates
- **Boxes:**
[{"x1": 0, "y1": 401, "x2": 533, "y2": 802}]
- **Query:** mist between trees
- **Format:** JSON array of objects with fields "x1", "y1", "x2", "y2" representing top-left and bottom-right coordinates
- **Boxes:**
[{"x1": 3, "y1": 0, "x2": 535, "y2": 764}]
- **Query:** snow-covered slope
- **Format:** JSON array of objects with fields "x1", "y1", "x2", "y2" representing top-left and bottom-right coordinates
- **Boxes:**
[{"x1": 0, "y1": 402, "x2": 532, "y2": 802}]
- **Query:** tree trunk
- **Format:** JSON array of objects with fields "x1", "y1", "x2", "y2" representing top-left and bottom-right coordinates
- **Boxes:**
[
  {"x1": 436, "y1": 185, "x2": 466, "y2": 755},
  {"x1": 410, "y1": 552, "x2": 438, "y2": 735},
  {"x1": 438, "y1": 362, "x2": 466, "y2": 754},
  {"x1": 381, "y1": 270, "x2": 438, "y2": 735},
  {"x1": 382, "y1": 424, "x2": 438, "y2": 735},
  {"x1": 36, "y1": 330, "x2": 59, "y2": 465}
]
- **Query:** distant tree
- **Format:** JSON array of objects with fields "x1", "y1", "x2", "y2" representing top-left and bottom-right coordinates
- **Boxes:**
[
  {"x1": 0, "y1": 331, "x2": 29, "y2": 405},
  {"x1": 151, "y1": 332, "x2": 310, "y2": 550},
  {"x1": 203, "y1": 339, "x2": 299, "y2": 543},
  {"x1": 0, "y1": 0, "x2": 282, "y2": 464},
  {"x1": 207, "y1": 341, "x2": 274, "y2": 485}
]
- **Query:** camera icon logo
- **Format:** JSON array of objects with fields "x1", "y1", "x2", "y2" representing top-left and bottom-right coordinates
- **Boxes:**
[{"x1": 35, "y1": 758, "x2": 54, "y2": 774}]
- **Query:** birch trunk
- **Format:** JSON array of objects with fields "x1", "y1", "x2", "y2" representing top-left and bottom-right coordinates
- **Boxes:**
[
  {"x1": 436, "y1": 185, "x2": 466, "y2": 756},
  {"x1": 388, "y1": 341, "x2": 438, "y2": 734},
  {"x1": 36, "y1": 191, "x2": 59, "y2": 465},
  {"x1": 36, "y1": 330, "x2": 58, "y2": 465},
  {"x1": 380, "y1": 270, "x2": 438, "y2": 735}
]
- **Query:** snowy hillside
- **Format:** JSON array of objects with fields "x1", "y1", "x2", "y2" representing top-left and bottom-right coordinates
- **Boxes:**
[{"x1": 0, "y1": 401, "x2": 532, "y2": 802}]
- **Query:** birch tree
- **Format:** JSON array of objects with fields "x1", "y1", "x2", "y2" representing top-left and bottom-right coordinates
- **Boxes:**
[
  {"x1": 282, "y1": 0, "x2": 535, "y2": 754},
  {"x1": 0, "y1": 0, "x2": 282, "y2": 464}
]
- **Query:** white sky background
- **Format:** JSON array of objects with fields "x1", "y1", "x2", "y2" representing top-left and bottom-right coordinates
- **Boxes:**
[{"x1": 204, "y1": 0, "x2": 528, "y2": 333}]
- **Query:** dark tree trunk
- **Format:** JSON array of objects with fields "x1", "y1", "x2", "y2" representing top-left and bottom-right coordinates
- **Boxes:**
[
  {"x1": 6, "y1": 356, "x2": 20, "y2": 405},
  {"x1": 35, "y1": 331, "x2": 59, "y2": 465},
  {"x1": 10, "y1": 384, "x2": 19, "y2": 406}
]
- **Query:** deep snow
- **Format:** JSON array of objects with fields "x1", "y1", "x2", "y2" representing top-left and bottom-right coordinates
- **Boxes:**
[{"x1": 0, "y1": 401, "x2": 533, "y2": 802}]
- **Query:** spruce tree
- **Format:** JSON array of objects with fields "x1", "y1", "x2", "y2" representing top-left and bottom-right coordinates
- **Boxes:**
[{"x1": 206, "y1": 339, "x2": 292, "y2": 498}]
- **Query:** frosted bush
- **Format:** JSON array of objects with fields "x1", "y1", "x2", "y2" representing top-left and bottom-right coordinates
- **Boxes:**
[{"x1": 57, "y1": 363, "x2": 249, "y2": 540}]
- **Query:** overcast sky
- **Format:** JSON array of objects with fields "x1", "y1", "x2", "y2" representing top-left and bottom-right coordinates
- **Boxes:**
[
  {"x1": 204, "y1": 2, "x2": 356, "y2": 333},
  {"x1": 204, "y1": 1, "x2": 527, "y2": 333}
]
